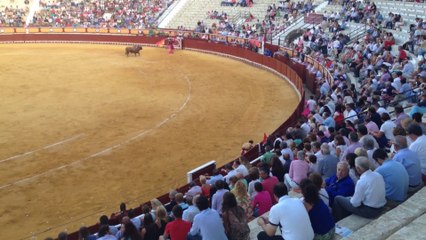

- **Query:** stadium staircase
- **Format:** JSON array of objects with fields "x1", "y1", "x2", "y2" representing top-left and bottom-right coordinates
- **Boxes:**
[
  {"x1": 0, "y1": 0, "x2": 33, "y2": 9},
  {"x1": 160, "y1": 0, "x2": 280, "y2": 30},
  {"x1": 247, "y1": 187, "x2": 426, "y2": 240},
  {"x1": 333, "y1": 0, "x2": 425, "y2": 97},
  {"x1": 373, "y1": 0, "x2": 426, "y2": 44},
  {"x1": 271, "y1": 0, "x2": 328, "y2": 46},
  {"x1": 24, "y1": 0, "x2": 39, "y2": 26},
  {"x1": 0, "y1": 0, "x2": 33, "y2": 26},
  {"x1": 374, "y1": 0, "x2": 426, "y2": 27}
]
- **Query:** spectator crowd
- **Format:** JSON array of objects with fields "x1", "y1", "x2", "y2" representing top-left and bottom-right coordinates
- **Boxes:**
[
  {"x1": 0, "y1": 4, "x2": 28, "y2": 27},
  {"x1": 15, "y1": 0, "x2": 426, "y2": 239},
  {"x1": 28, "y1": 0, "x2": 174, "y2": 28},
  {"x1": 192, "y1": 0, "x2": 316, "y2": 46}
]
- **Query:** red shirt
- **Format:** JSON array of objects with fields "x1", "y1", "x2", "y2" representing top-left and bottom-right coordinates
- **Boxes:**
[
  {"x1": 399, "y1": 49, "x2": 407, "y2": 60},
  {"x1": 164, "y1": 218, "x2": 191, "y2": 240},
  {"x1": 201, "y1": 184, "x2": 211, "y2": 197}
]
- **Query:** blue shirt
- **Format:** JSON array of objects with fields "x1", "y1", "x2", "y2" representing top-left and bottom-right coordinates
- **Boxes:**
[
  {"x1": 189, "y1": 208, "x2": 228, "y2": 240},
  {"x1": 320, "y1": 82, "x2": 330, "y2": 96},
  {"x1": 400, "y1": 83, "x2": 412, "y2": 97},
  {"x1": 206, "y1": 174, "x2": 224, "y2": 186},
  {"x1": 318, "y1": 154, "x2": 339, "y2": 179},
  {"x1": 179, "y1": 202, "x2": 189, "y2": 211},
  {"x1": 131, "y1": 216, "x2": 141, "y2": 230},
  {"x1": 325, "y1": 175, "x2": 355, "y2": 206},
  {"x1": 323, "y1": 116, "x2": 335, "y2": 128},
  {"x1": 308, "y1": 199, "x2": 335, "y2": 235},
  {"x1": 212, "y1": 189, "x2": 229, "y2": 214},
  {"x1": 393, "y1": 148, "x2": 422, "y2": 187},
  {"x1": 375, "y1": 160, "x2": 409, "y2": 202}
]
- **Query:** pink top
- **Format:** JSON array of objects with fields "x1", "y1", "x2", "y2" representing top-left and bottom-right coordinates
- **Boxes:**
[
  {"x1": 262, "y1": 176, "x2": 279, "y2": 204},
  {"x1": 252, "y1": 190, "x2": 272, "y2": 216},
  {"x1": 289, "y1": 159, "x2": 310, "y2": 185}
]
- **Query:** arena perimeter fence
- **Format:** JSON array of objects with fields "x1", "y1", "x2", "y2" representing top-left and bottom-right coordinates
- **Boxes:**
[{"x1": 0, "y1": 27, "x2": 333, "y2": 240}]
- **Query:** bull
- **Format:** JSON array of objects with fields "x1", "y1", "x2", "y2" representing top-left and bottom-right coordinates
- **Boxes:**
[{"x1": 125, "y1": 45, "x2": 143, "y2": 57}]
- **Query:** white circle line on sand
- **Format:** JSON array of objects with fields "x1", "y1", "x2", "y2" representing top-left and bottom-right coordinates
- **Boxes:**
[
  {"x1": 0, "y1": 75, "x2": 192, "y2": 190},
  {"x1": 0, "y1": 134, "x2": 86, "y2": 164}
]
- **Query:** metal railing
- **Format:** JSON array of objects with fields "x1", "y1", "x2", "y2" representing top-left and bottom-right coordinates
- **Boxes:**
[{"x1": 343, "y1": 87, "x2": 422, "y2": 123}]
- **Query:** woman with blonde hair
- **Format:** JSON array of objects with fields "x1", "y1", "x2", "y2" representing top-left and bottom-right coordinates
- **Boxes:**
[
  {"x1": 155, "y1": 206, "x2": 168, "y2": 234},
  {"x1": 150, "y1": 198, "x2": 163, "y2": 211},
  {"x1": 141, "y1": 206, "x2": 168, "y2": 240},
  {"x1": 233, "y1": 181, "x2": 253, "y2": 220},
  {"x1": 149, "y1": 198, "x2": 164, "y2": 220}
]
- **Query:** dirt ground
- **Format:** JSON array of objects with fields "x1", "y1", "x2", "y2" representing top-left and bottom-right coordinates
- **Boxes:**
[{"x1": 0, "y1": 44, "x2": 299, "y2": 239}]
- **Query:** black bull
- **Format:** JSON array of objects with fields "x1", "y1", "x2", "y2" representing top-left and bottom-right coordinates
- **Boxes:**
[{"x1": 125, "y1": 45, "x2": 142, "y2": 56}]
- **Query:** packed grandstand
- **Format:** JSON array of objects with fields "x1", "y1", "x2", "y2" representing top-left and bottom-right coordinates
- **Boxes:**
[{"x1": 1, "y1": 0, "x2": 426, "y2": 239}]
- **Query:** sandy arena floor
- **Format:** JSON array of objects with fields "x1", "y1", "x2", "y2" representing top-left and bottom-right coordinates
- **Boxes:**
[{"x1": 0, "y1": 44, "x2": 299, "y2": 239}]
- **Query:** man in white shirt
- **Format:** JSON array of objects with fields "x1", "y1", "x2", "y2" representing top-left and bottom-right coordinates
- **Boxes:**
[
  {"x1": 344, "y1": 103, "x2": 358, "y2": 124},
  {"x1": 257, "y1": 183, "x2": 314, "y2": 240},
  {"x1": 407, "y1": 123, "x2": 426, "y2": 180},
  {"x1": 374, "y1": 113, "x2": 396, "y2": 143},
  {"x1": 307, "y1": 95, "x2": 317, "y2": 112},
  {"x1": 332, "y1": 156, "x2": 386, "y2": 221},
  {"x1": 300, "y1": 120, "x2": 311, "y2": 136},
  {"x1": 233, "y1": 159, "x2": 249, "y2": 177},
  {"x1": 313, "y1": 141, "x2": 324, "y2": 162}
]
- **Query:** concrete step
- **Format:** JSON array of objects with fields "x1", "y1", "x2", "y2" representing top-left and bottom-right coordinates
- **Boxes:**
[
  {"x1": 346, "y1": 187, "x2": 426, "y2": 240},
  {"x1": 386, "y1": 213, "x2": 426, "y2": 240},
  {"x1": 335, "y1": 215, "x2": 373, "y2": 239}
]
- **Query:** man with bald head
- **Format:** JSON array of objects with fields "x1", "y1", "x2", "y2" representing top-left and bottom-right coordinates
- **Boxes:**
[
  {"x1": 392, "y1": 135, "x2": 422, "y2": 192},
  {"x1": 325, "y1": 161, "x2": 355, "y2": 207},
  {"x1": 332, "y1": 157, "x2": 386, "y2": 221}
]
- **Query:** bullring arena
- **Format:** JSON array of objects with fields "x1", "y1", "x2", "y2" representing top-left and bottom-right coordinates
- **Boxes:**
[{"x1": 0, "y1": 36, "x2": 301, "y2": 239}]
